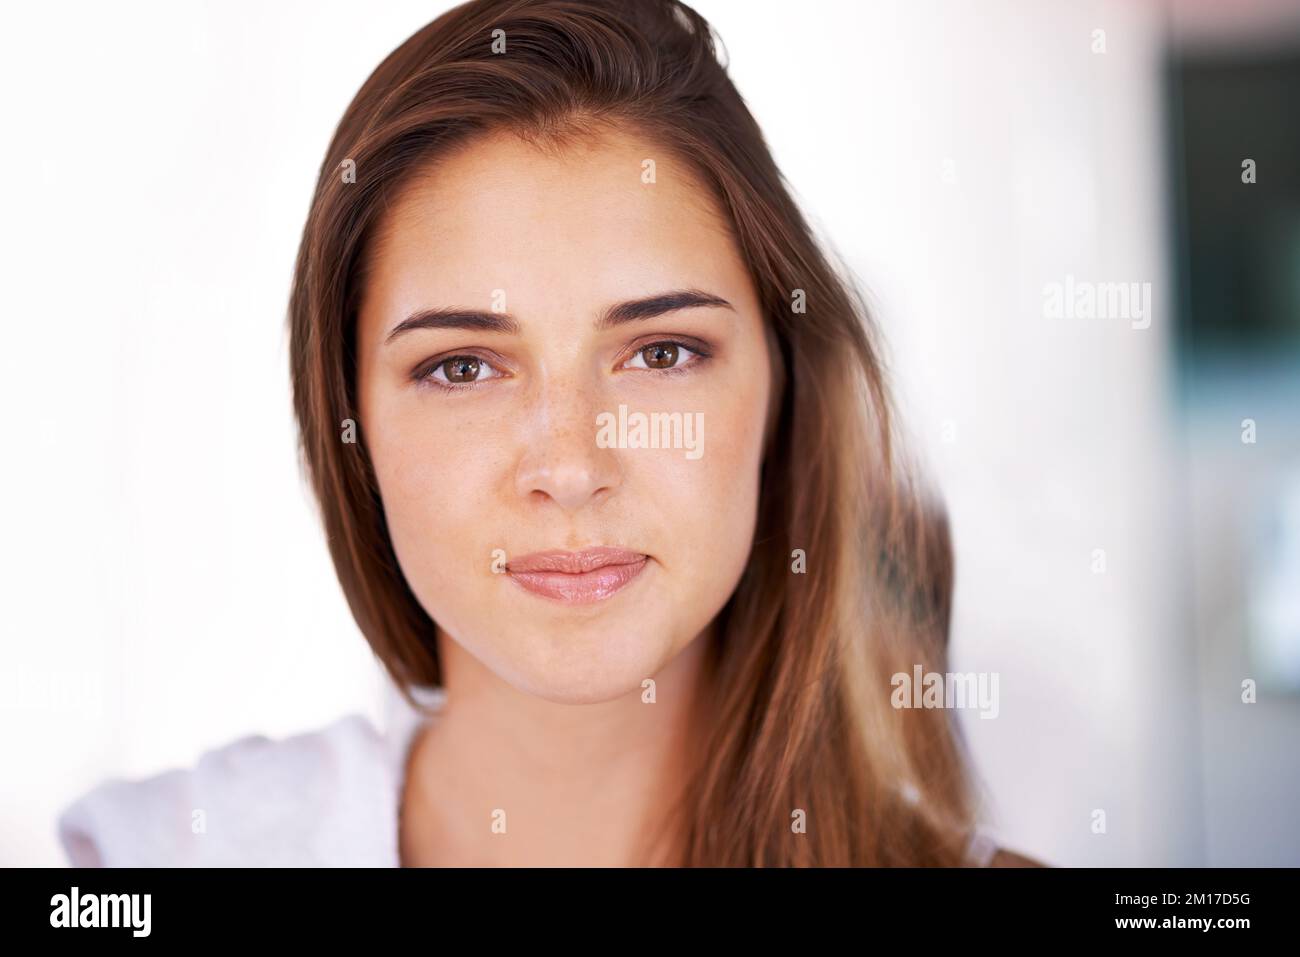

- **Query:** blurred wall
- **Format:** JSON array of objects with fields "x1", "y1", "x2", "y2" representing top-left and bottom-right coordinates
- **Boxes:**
[{"x1": 722, "y1": 0, "x2": 1197, "y2": 866}]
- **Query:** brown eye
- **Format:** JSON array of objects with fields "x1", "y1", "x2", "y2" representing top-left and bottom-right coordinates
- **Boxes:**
[
  {"x1": 441, "y1": 356, "x2": 481, "y2": 382},
  {"x1": 640, "y1": 342, "x2": 679, "y2": 369},
  {"x1": 422, "y1": 353, "x2": 502, "y2": 390}
]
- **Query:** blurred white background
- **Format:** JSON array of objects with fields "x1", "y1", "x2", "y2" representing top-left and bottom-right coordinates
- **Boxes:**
[{"x1": 2, "y1": 0, "x2": 1297, "y2": 866}]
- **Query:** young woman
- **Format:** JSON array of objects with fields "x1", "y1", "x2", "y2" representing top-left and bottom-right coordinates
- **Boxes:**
[{"x1": 58, "y1": 0, "x2": 1042, "y2": 868}]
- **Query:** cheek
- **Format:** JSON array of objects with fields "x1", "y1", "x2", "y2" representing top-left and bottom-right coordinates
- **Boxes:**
[
  {"x1": 363, "y1": 393, "x2": 510, "y2": 603},
  {"x1": 633, "y1": 362, "x2": 770, "y2": 593}
]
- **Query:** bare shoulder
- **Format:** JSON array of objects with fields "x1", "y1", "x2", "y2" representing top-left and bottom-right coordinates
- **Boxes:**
[{"x1": 989, "y1": 846, "x2": 1049, "y2": 867}]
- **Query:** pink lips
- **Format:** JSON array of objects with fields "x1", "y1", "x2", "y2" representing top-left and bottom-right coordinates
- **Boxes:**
[{"x1": 506, "y1": 546, "x2": 648, "y2": 604}]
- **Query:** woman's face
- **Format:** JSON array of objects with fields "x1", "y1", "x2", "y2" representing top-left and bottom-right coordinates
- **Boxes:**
[{"x1": 356, "y1": 126, "x2": 773, "y2": 704}]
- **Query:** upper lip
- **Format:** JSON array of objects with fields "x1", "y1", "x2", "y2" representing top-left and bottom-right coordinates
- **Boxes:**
[{"x1": 506, "y1": 547, "x2": 647, "y2": 574}]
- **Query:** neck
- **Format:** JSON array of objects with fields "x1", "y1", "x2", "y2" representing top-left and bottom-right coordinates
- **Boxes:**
[{"x1": 399, "y1": 625, "x2": 715, "y2": 867}]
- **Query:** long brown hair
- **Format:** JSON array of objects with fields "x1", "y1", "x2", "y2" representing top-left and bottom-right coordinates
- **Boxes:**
[{"x1": 289, "y1": 0, "x2": 983, "y2": 866}]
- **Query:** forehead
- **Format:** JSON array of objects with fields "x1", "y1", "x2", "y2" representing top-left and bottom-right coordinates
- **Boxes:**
[{"x1": 359, "y1": 125, "x2": 747, "y2": 327}]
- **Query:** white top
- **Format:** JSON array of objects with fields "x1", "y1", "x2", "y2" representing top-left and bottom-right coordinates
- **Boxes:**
[
  {"x1": 57, "y1": 682, "x2": 1001, "y2": 867},
  {"x1": 57, "y1": 684, "x2": 446, "y2": 867}
]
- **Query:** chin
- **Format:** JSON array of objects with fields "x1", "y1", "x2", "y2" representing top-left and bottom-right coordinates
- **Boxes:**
[{"x1": 489, "y1": 617, "x2": 680, "y2": 706}]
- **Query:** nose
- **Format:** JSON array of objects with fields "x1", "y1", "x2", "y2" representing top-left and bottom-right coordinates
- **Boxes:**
[{"x1": 513, "y1": 382, "x2": 622, "y2": 511}]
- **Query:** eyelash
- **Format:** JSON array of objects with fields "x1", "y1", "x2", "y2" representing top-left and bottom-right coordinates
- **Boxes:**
[
  {"x1": 412, "y1": 338, "x2": 713, "y2": 393},
  {"x1": 415, "y1": 353, "x2": 507, "y2": 393},
  {"x1": 620, "y1": 338, "x2": 712, "y2": 375}
]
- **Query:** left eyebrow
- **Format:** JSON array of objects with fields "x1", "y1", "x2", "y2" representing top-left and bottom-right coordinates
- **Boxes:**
[
  {"x1": 596, "y1": 288, "x2": 735, "y2": 329},
  {"x1": 384, "y1": 288, "x2": 734, "y2": 345}
]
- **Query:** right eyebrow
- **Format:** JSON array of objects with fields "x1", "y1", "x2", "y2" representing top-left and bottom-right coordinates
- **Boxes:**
[{"x1": 385, "y1": 309, "x2": 521, "y2": 344}]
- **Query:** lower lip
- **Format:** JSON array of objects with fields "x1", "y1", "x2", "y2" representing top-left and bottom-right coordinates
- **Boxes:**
[{"x1": 508, "y1": 557, "x2": 648, "y2": 604}]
